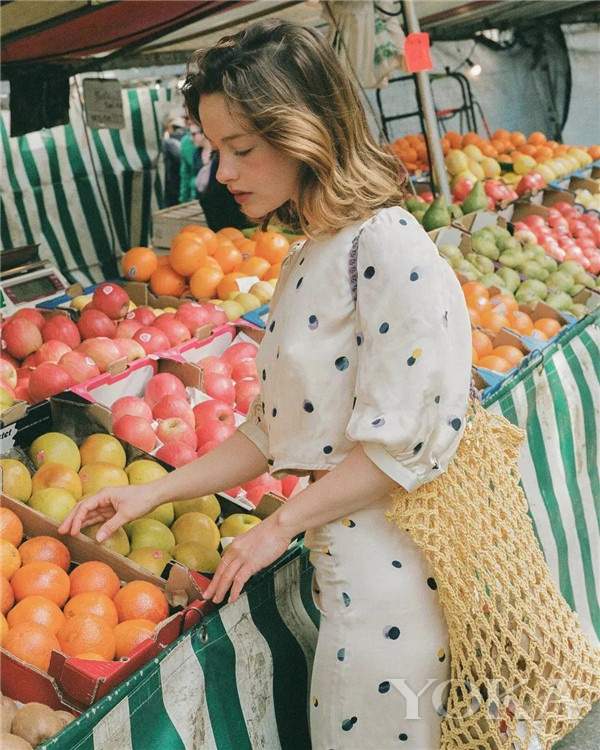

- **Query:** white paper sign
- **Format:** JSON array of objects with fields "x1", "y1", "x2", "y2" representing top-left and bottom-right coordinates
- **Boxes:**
[
  {"x1": 0, "y1": 422, "x2": 17, "y2": 455},
  {"x1": 83, "y1": 78, "x2": 125, "y2": 129}
]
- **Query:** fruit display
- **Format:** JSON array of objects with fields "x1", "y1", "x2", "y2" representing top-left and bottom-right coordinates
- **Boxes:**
[
  {"x1": 1, "y1": 696, "x2": 73, "y2": 749},
  {"x1": 439, "y1": 224, "x2": 596, "y2": 317},
  {"x1": 573, "y1": 177, "x2": 600, "y2": 211},
  {"x1": 121, "y1": 225, "x2": 289, "y2": 303}
]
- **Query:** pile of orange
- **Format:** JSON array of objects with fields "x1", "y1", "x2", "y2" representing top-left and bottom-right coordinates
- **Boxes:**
[
  {"x1": 390, "y1": 133, "x2": 429, "y2": 173},
  {"x1": 1, "y1": 509, "x2": 169, "y2": 671},
  {"x1": 121, "y1": 225, "x2": 290, "y2": 301}
]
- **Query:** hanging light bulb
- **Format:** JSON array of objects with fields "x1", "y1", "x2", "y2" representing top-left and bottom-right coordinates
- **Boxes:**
[{"x1": 466, "y1": 57, "x2": 482, "y2": 77}]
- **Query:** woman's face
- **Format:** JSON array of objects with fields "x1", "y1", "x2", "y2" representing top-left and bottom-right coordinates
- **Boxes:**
[{"x1": 199, "y1": 93, "x2": 300, "y2": 219}]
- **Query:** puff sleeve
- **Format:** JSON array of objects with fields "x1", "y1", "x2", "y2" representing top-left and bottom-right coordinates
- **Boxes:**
[
  {"x1": 237, "y1": 395, "x2": 269, "y2": 457},
  {"x1": 345, "y1": 208, "x2": 472, "y2": 491}
]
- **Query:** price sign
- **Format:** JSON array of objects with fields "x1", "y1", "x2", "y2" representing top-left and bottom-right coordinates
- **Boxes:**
[
  {"x1": 83, "y1": 78, "x2": 125, "y2": 129},
  {"x1": 0, "y1": 422, "x2": 17, "y2": 454},
  {"x1": 404, "y1": 32, "x2": 433, "y2": 73}
]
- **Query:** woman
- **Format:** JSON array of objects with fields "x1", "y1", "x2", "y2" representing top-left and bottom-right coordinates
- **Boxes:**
[{"x1": 60, "y1": 20, "x2": 596, "y2": 750}]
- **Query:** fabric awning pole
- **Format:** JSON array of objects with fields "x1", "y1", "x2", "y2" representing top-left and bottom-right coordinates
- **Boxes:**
[{"x1": 402, "y1": 0, "x2": 451, "y2": 201}]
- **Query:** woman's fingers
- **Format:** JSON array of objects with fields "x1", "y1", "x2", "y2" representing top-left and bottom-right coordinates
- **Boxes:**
[
  {"x1": 228, "y1": 564, "x2": 253, "y2": 604},
  {"x1": 63, "y1": 493, "x2": 111, "y2": 536},
  {"x1": 96, "y1": 513, "x2": 127, "y2": 543},
  {"x1": 205, "y1": 555, "x2": 244, "y2": 603}
]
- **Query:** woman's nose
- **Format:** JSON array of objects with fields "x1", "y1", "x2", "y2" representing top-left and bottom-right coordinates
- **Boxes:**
[{"x1": 216, "y1": 155, "x2": 237, "y2": 184}]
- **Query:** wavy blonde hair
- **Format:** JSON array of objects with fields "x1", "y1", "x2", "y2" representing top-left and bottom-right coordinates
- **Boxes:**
[{"x1": 182, "y1": 19, "x2": 405, "y2": 236}]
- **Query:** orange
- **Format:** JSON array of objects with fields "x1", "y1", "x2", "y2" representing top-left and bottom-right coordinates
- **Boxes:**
[
  {"x1": 507, "y1": 310, "x2": 534, "y2": 336},
  {"x1": 471, "y1": 346, "x2": 479, "y2": 365},
  {"x1": 69, "y1": 561, "x2": 120, "y2": 600},
  {"x1": 554, "y1": 144, "x2": 569, "y2": 156},
  {"x1": 519, "y1": 144, "x2": 537, "y2": 157},
  {"x1": 472, "y1": 330, "x2": 493, "y2": 359},
  {"x1": 0, "y1": 539, "x2": 21, "y2": 579},
  {"x1": 461, "y1": 281, "x2": 488, "y2": 299},
  {"x1": 122, "y1": 247, "x2": 158, "y2": 282},
  {"x1": 1, "y1": 576, "x2": 14, "y2": 614},
  {"x1": 217, "y1": 227, "x2": 245, "y2": 243},
  {"x1": 478, "y1": 355, "x2": 512, "y2": 373},
  {"x1": 481, "y1": 143, "x2": 498, "y2": 158},
  {"x1": 255, "y1": 231, "x2": 289, "y2": 265},
  {"x1": 75, "y1": 652, "x2": 105, "y2": 661},
  {"x1": 527, "y1": 131, "x2": 546, "y2": 145},
  {"x1": 57, "y1": 614, "x2": 116, "y2": 660},
  {"x1": 468, "y1": 308, "x2": 481, "y2": 327},
  {"x1": 199, "y1": 255, "x2": 223, "y2": 272},
  {"x1": 0, "y1": 613, "x2": 7, "y2": 646},
  {"x1": 531, "y1": 329, "x2": 548, "y2": 342},
  {"x1": 4, "y1": 621, "x2": 60, "y2": 671},
  {"x1": 18, "y1": 536, "x2": 71, "y2": 571},
  {"x1": 465, "y1": 293, "x2": 491, "y2": 314},
  {"x1": 189, "y1": 266, "x2": 224, "y2": 300},
  {"x1": 446, "y1": 131, "x2": 462, "y2": 149},
  {"x1": 113, "y1": 581, "x2": 169, "y2": 624},
  {"x1": 510, "y1": 131, "x2": 526, "y2": 147},
  {"x1": 0, "y1": 507, "x2": 23, "y2": 547},
  {"x1": 12, "y1": 562, "x2": 70, "y2": 607},
  {"x1": 114, "y1": 618, "x2": 156, "y2": 658},
  {"x1": 479, "y1": 309, "x2": 509, "y2": 334},
  {"x1": 493, "y1": 128, "x2": 510, "y2": 141},
  {"x1": 441, "y1": 137, "x2": 450, "y2": 155},
  {"x1": 461, "y1": 132, "x2": 480, "y2": 147},
  {"x1": 534, "y1": 318, "x2": 562, "y2": 339},
  {"x1": 169, "y1": 234, "x2": 207, "y2": 276},
  {"x1": 150, "y1": 266, "x2": 186, "y2": 297},
  {"x1": 7, "y1": 594, "x2": 65, "y2": 635},
  {"x1": 235, "y1": 238, "x2": 256, "y2": 258},
  {"x1": 492, "y1": 345, "x2": 524, "y2": 366},
  {"x1": 491, "y1": 139, "x2": 507, "y2": 154},
  {"x1": 489, "y1": 294, "x2": 519, "y2": 315},
  {"x1": 264, "y1": 263, "x2": 281, "y2": 281},
  {"x1": 588, "y1": 145, "x2": 600, "y2": 160},
  {"x1": 157, "y1": 255, "x2": 170, "y2": 267},
  {"x1": 217, "y1": 272, "x2": 245, "y2": 300},
  {"x1": 237, "y1": 256, "x2": 270, "y2": 280},
  {"x1": 64, "y1": 592, "x2": 118, "y2": 627},
  {"x1": 180, "y1": 225, "x2": 218, "y2": 256},
  {"x1": 535, "y1": 146, "x2": 553, "y2": 162},
  {"x1": 214, "y1": 242, "x2": 243, "y2": 274}
]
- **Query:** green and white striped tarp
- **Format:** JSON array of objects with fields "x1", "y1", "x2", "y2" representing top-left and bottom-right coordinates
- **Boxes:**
[
  {"x1": 1, "y1": 83, "x2": 175, "y2": 285},
  {"x1": 39, "y1": 316, "x2": 599, "y2": 750}
]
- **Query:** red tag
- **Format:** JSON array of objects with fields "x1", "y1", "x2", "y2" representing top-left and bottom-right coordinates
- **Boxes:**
[{"x1": 404, "y1": 32, "x2": 433, "y2": 73}]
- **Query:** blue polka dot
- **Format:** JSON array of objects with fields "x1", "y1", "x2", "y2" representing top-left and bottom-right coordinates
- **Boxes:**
[
  {"x1": 308, "y1": 314, "x2": 318, "y2": 330},
  {"x1": 413, "y1": 442, "x2": 423, "y2": 454},
  {"x1": 299, "y1": 257, "x2": 305, "y2": 265},
  {"x1": 372, "y1": 417, "x2": 385, "y2": 427},
  {"x1": 269, "y1": 320, "x2": 275, "y2": 332},
  {"x1": 399, "y1": 732, "x2": 408, "y2": 741},
  {"x1": 303, "y1": 400, "x2": 314, "y2": 413},
  {"x1": 352, "y1": 396, "x2": 357, "y2": 409},
  {"x1": 392, "y1": 560, "x2": 402, "y2": 568},
  {"x1": 312, "y1": 696, "x2": 318, "y2": 707},
  {"x1": 399, "y1": 218, "x2": 408, "y2": 225},
  {"x1": 427, "y1": 577, "x2": 438, "y2": 590},
  {"x1": 342, "y1": 717, "x2": 357, "y2": 731},
  {"x1": 364, "y1": 266, "x2": 375, "y2": 279},
  {"x1": 435, "y1": 395, "x2": 440, "y2": 404},
  {"x1": 267, "y1": 458, "x2": 274, "y2": 466},
  {"x1": 342, "y1": 592, "x2": 351, "y2": 607},
  {"x1": 443, "y1": 310, "x2": 449, "y2": 327},
  {"x1": 335, "y1": 356, "x2": 349, "y2": 371},
  {"x1": 384, "y1": 626, "x2": 400, "y2": 640},
  {"x1": 378, "y1": 681, "x2": 390, "y2": 693},
  {"x1": 407, "y1": 356, "x2": 416, "y2": 366},
  {"x1": 262, "y1": 369, "x2": 267, "y2": 381},
  {"x1": 323, "y1": 445, "x2": 333, "y2": 455},
  {"x1": 450, "y1": 417, "x2": 462, "y2": 431},
  {"x1": 272, "y1": 408, "x2": 277, "y2": 417},
  {"x1": 337, "y1": 648, "x2": 346, "y2": 661},
  {"x1": 356, "y1": 334, "x2": 363, "y2": 346},
  {"x1": 296, "y1": 277, "x2": 303, "y2": 289},
  {"x1": 409, "y1": 269, "x2": 420, "y2": 281},
  {"x1": 379, "y1": 322, "x2": 389, "y2": 334}
]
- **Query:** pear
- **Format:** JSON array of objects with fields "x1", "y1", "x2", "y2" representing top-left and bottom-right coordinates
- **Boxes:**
[
  {"x1": 497, "y1": 268, "x2": 521, "y2": 293},
  {"x1": 471, "y1": 236, "x2": 500, "y2": 261},
  {"x1": 539, "y1": 255, "x2": 558, "y2": 273},
  {"x1": 172, "y1": 542, "x2": 221, "y2": 574},
  {"x1": 461, "y1": 182, "x2": 488, "y2": 214},
  {"x1": 521, "y1": 261, "x2": 548, "y2": 282},
  {"x1": 466, "y1": 253, "x2": 494, "y2": 275},
  {"x1": 173, "y1": 495, "x2": 221, "y2": 522},
  {"x1": 479, "y1": 273, "x2": 506, "y2": 290},
  {"x1": 498, "y1": 250, "x2": 525, "y2": 269},
  {"x1": 438, "y1": 244, "x2": 463, "y2": 265},
  {"x1": 545, "y1": 291, "x2": 573, "y2": 312},
  {"x1": 546, "y1": 271, "x2": 574, "y2": 294},
  {"x1": 517, "y1": 279, "x2": 548, "y2": 300},
  {"x1": 128, "y1": 518, "x2": 175, "y2": 553},
  {"x1": 128, "y1": 547, "x2": 171, "y2": 576},
  {"x1": 422, "y1": 196, "x2": 451, "y2": 232},
  {"x1": 570, "y1": 303, "x2": 588, "y2": 318},
  {"x1": 570, "y1": 283, "x2": 584, "y2": 296},
  {"x1": 406, "y1": 197, "x2": 426, "y2": 214},
  {"x1": 83, "y1": 523, "x2": 130, "y2": 556}
]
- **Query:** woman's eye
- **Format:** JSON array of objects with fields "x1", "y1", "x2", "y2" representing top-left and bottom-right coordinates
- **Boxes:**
[{"x1": 234, "y1": 148, "x2": 253, "y2": 157}]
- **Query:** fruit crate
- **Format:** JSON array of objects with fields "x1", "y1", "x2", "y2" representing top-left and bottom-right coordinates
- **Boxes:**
[{"x1": 152, "y1": 200, "x2": 207, "y2": 251}]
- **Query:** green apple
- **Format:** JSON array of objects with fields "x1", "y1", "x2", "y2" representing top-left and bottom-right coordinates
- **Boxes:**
[
  {"x1": 125, "y1": 459, "x2": 167, "y2": 485},
  {"x1": 219, "y1": 513, "x2": 261, "y2": 538},
  {"x1": 173, "y1": 495, "x2": 221, "y2": 522},
  {"x1": 171, "y1": 512, "x2": 220, "y2": 550},
  {"x1": 128, "y1": 518, "x2": 175, "y2": 553}
]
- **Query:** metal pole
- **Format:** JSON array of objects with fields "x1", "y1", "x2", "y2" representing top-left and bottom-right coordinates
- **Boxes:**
[{"x1": 402, "y1": 0, "x2": 451, "y2": 201}]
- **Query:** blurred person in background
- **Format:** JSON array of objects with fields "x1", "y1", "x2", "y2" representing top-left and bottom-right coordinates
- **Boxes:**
[
  {"x1": 162, "y1": 113, "x2": 187, "y2": 207},
  {"x1": 179, "y1": 123, "x2": 211, "y2": 203}
]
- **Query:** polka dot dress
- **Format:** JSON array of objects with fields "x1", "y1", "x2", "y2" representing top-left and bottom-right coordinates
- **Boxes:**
[
  {"x1": 305, "y1": 495, "x2": 450, "y2": 749},
  {"x1": 238, "y1": 206, "x2": 472, "y2": 490}
]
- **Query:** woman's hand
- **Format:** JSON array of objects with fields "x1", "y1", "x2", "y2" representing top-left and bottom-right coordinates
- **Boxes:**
[
  {"x1": 58, "y1": 485, "x2": 159, "y2": 542},
  {"x1": 203, "y1": 516, "x2": 294, "y2": 605}
]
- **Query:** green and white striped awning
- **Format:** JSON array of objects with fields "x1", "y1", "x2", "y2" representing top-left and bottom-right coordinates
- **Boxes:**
[{"x1": 1, "y1": 82, "x2": 174, "y2": 285}]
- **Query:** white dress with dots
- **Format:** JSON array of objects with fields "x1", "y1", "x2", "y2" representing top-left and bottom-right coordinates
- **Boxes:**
[{"x1": 238, "y1": 206, "x2": 472, "y2": 749}]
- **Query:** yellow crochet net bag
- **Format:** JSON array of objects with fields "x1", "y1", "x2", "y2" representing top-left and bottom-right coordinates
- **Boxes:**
[{"x1": 386, "y1": 400, "x2": 600, "y2": 749}]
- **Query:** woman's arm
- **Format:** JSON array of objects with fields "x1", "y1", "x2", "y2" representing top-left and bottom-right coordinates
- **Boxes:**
[{"x1": 203, "y1": 444, "x2": 397, "y2": 603}]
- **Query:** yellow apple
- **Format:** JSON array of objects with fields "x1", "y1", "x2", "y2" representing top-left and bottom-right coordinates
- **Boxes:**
[
  {"x1": 125, "y1": 459, "x2": 167, "y2": 485},
  {"x1": 173, "y1": 495, "x2": 221, "y2": 522},
  {"x1": 171, "y1": 512, "x2": 220, "y2": 550},
  {"x1": 128, "y1": 547, "x2": 171, "y2": 575},
  {"x1": 219, "y1": 513, "x2": 261, "y2": 538},
  {"x1": 30, "y1": 433, "x2": 80, "y2": 471},
  {"x1": 80, "y1": 434, "x2": 126, "y2": 468},
  {"x1": 79, "y1": 462, "x2": 128, "y2": 497},
  {"x1": 173, "y1": 542, "x2": 221, "y2": 573},
  {"x1": 0, "y1": 459, "x2": 32, "y2": 502}
]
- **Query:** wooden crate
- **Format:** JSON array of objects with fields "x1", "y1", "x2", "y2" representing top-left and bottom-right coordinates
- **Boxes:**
[{"x1": 152, "y1": 201, "x2": 206, "y2": 249}]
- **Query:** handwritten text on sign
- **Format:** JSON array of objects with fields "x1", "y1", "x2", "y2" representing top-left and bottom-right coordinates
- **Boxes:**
[{"x1": 83, "y1": 78, "x2": 125, "y2": 130}]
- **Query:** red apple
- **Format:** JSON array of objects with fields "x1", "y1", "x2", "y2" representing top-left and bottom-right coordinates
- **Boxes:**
[
  {"x1": 231, "y1": 358, "x2": 257, "y2": 382},
  {"x1": 152, "y1": 314, "x2": 191, "y2": 346},
  {"x1": 78, "y1": 309, "x2": 116, "y2": 339},
  {"x1": 14, "y1": 376, "x2": 31, "y2": 402},
  {"x1": 204, "y1": 304, "x2": 227, "y2": 327},
  {"x1": 225, "y1": 485, "x2": 242, "y2": 497},
  {"x1": 113, "y1": 414, "x2": 156, "y2": 452},
  {"x1": 235, "y1": 378, "x2": 260, "y2": 414},
  {"x1": 203, "y1": 371, "x2": 235, "y2": 406},
  {"x1": 115, "y1": 319, "x2": 142, "y2": 339},
  {"x1": 2, "y1": 317, "x2": 43, "y2": 359},
  {"x1": 22, "y1": 353, "x2": 40, "y2": 368},
  {"x1": 196, "y1": 440, "x2": 221, "y2": 457},
  {"x1": 281, "y1": 475, "x2": 300, "y2": 498},
  {"x1": 197, "y1": 355, "x2": 232, "y2": 378},
  {"x1": 91, "y1": 283, "x2": 130, "y2": 320},
  {"x1": 522, "y1": 214, "x2": 545, "y2": 229},
  {"x1": 78, "y1": 337, "x2": 121, "y2": 372},
  {"x1": 41, "y1": 315, "x2": 81, "y2": 348},
  {"x1": 452, "y1": 177, "x2": 474, "y2": 203},
  {"x1": 37, "y1": 340, "x2": 72, "y2": 364},
  {"x1": 0, "y1": 359, "x2": 17, "y2": 389},
  {"x1": 221, "y1": 342, "x2": 258, "y2": 367},
  {"x1": 127, "y1": 307, "x2": 156, "y2": 326},
  {"x1": 28, "y1": 362, "x2": 72, "y2": 402},
  {"x1": 155, "y1": 441, "x2": 197, "y2": 467},
  {"x1": 193, "y1": 399, "x2": 234, "y2": 428},
  {"x1": 144, "y1": 372, "x2": 187, "y2": 408},
  {"x1": 243, "y1": 474, "x2": 283, "y2": 505},
  {"x1": 0, "y1": 353, "x2": 19, "y2": 369},
  {"x1": 12, "y1": 308, "x2": 45, "y2": 330},
  {"x1": 195, "y1": 419, "x2": 235, "y2": 449},
  {"x1": 112, "y1": 395, "x2": 153, "y2": 423},
  {"x1": 59, "y1": 351, "x2": 100, "y2": 384},
  {"x1": 174, "y1": 302, "x2": 213, "y2": 334},
  {"x1": 113, "y1": 338, "x2": 145, "y2": 362},
  {"x1": 153, "y1": 396, "x2": 194, "y2": 428},
  {"x1": 157, "y1": 417, "x2": 197, "y2": 449},
  {"x1": 133, "y1": 326, "x2": 171, "y2": 355}
]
